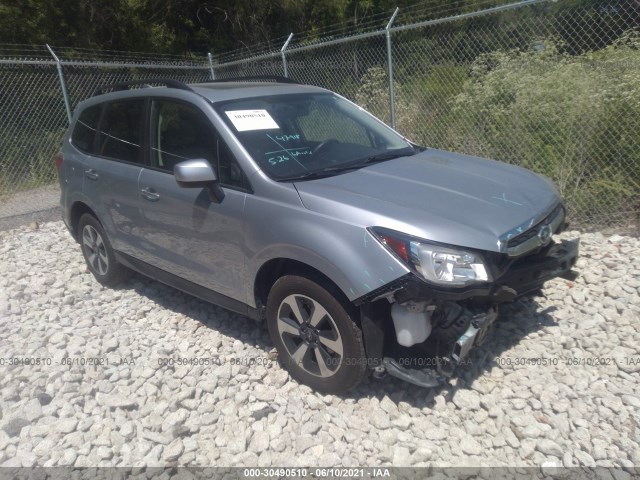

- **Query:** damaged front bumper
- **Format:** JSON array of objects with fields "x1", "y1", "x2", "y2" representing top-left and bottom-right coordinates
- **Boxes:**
[
  {"x1": 387, "y1": 238, "x2": 580, "y2": 305},
  {"x1": 497, "y1": 238, "x2": 579, "y2": 298},
  {"x1": 359, "y1": 238, "x2": 579, "y2": 388}
]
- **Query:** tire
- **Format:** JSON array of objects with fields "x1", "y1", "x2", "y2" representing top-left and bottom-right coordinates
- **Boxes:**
[
  {"x1": 78, "y1": 213, "x2": 131, "y2": 287},
  {"x1": 266, "y1": 275, "x2": 367, "y2": 393}
]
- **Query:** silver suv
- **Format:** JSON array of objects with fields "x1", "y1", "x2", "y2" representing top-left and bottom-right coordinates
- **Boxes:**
[{"x1": 57, "y1": 77, "x2": 579, "y2": 393}]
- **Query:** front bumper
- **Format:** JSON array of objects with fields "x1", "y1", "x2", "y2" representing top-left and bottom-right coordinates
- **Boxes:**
[
  {"x1": 497, "y1": 238, "x2": 579, "y2": 298},
  {"x1": 359, "y1": 239, "x2": 579, "y2": 388},
  {"x1": 387, "y1": 238, "x2": 580, "y2": 304}
]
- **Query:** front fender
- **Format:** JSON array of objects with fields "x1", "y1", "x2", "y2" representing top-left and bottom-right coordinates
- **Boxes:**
[{"x1": 245, "y1": 200, "x2": 409, "y2": 306}]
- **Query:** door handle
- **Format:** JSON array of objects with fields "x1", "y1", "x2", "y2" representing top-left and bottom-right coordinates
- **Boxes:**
[
  {"x1": 140, "y1": 187, "x2": 160, "y2": 201},
  {"x1": 84, "y1": 169, "x2": 99, "y2": 180}
]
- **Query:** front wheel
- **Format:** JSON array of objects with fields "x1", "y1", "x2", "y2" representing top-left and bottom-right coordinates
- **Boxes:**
[
  {"x1": 266, "y1": 275, "x2": 367, "y2": 393},
  {"x1": 78, "y1": 214, "x2": 131, "y2": 287}
]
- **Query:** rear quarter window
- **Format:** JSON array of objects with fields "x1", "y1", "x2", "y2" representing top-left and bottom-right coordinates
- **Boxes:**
[{"x1": 71, "y1": 104, "x2": 102, "y2": 153}]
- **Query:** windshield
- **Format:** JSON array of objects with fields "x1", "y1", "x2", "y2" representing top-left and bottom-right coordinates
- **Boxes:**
[{"x1": 215, "y1": 92, "x2": 414, "y2": 181}]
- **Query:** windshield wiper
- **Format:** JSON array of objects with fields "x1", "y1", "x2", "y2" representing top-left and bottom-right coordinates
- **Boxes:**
[
  {"x1": 276, "y1": 170, "x2": 342, "y2": 182},
  {"x1": 276, "y1": 147, "x2": 417, "y2": 182},
  {"x1": 356, "y1": 147, "x2": 417, "y2": 165}
]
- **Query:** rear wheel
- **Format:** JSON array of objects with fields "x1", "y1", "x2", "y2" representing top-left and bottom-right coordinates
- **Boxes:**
[
  {"x1": 266, "y1": 275, "x2": 367, "y2": 393},
  {"x1": 78, "y1": 214, "x2": 131, "y2": 287}
]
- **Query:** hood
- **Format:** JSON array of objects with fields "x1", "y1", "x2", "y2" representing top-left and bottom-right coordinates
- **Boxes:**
[{"x1": 294, "y1": 148, "x2": 561, "y2": 253}]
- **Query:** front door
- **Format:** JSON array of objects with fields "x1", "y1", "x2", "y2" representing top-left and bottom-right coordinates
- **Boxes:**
[{"x1": 137, "y1": 99, "x2": 249, "y2": 302}]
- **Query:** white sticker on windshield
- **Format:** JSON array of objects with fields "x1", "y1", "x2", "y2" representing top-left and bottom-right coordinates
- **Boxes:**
[{"x1": 225, "y1": 110, "x2": 279, "y2": 132}]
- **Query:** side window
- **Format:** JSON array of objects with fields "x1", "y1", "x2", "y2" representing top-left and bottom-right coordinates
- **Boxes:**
[
  {"x1": 151, "y1": 100, "x2": 248, "y2": 189},
  {"x1": 151, "y1": 100, "x2": 216, "y2": 172},
  {"x1": 98, "y1": 100, "x2": 145, "y2": 164},
  {"x1": 217, "y1": 141, "x2": 249, "y2": 190},
  {"x1": 71, "y1": 104, "x2": 102, "y2": 153}
]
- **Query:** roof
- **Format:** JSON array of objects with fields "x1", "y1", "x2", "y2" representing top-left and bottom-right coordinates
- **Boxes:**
[{"x1": 189, "y1": 81, "x2": 328, "y2": 103}]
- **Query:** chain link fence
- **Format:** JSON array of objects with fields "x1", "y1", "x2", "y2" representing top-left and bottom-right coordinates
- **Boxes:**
[
  {"x1": 217, "y1": 0, "x2": 640, "y2": 230},
  {"x1": 1, "y1": 0, "x2": 639, "y2": 230},
  {"x1": 0, "y1": 46, "x2": 213, "y2": 226},
  {"x1": 0, "y1": 60, "x2": 64, "y2": 217}
]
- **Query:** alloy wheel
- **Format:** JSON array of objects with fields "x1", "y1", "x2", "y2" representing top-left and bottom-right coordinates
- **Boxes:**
[
  {"x1": 82, "y1": 224, "x2": 109, "y2": 275},
  {"x1": 276, "y1": 294, "x2": 344, "y2": 378}
]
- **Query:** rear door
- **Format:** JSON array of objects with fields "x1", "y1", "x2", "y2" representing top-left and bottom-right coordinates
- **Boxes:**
[
  {"x1": 137, "y1": 99, "x2": 249, "y2": 302},
  {"x1": 65, "y1": 103, "x2": 102, "y2": 215},
  {"x1": 82, "y1": 99, "x2": 147, "y2": 257}
]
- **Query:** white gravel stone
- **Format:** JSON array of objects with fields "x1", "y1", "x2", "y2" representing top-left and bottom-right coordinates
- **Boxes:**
[
  {"x1": 460, "y1": 437, "x2": 482, "y2": 455},
  {"x1": 20, "y1": 399, "x2": 43, "y2": 422},
  {"x1": 536, "y1": 439, "x2": 564, "y2": 457},
  {"x1": 249, "y1": 431, "x2": 270, "y2": 454},
  {"x1": 60, "y1": 449, "x2": 77, "y2": 466},
  {"x1": 162, "y1": 438, "x2": 184, "y2": 462},
  {"x1": 620, "y1": 395, "x2": 640, "y2": 408},
  {"x1": 452, "y1": 390, "x2": 481, "y2": 410},
  {"x1": 540, "y1": 460, "x2": 561, "y2": 476},
  {"x1": 300, "y1": 422, "x2": 322, "y2": 435},
  {"x1": 574, "y1": 450, "x2": 597, "y2": 467},
  {"x1": 370, "y1": 414, "x2": 391, "y2": 430},
  {"x1": 0, "y1": 223, "x2": 637, "y2": 467},
  {"x1": 55, "y1": 418, "x2": 78, "y2": 434},
  {"x1": 95, "y1": 393, "x2": 138, "y2": 410},
  {"x1": 392, "y1": 445, "x2": 411, "y2": 465},
  {"x1": 119, "y1": 421, "x2": 136, "y2": 440},
  {"x1": 522, "y1": 423, "x2": 551, "y2": 438},
  {"x1": 142, "y1": 431, "x2": 173, "y2": 445},
  {"x1": 162, "y1": 410, "x2": 188, "y2": 431},
  {"x1": 96, "y1": 446, "x2": 113, "y2": 460}
]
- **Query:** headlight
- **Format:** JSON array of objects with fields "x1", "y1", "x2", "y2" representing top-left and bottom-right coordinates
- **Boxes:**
[
  {"x1": 411, "y1": 243, "x2": 489, "y2": 285},
  {"x1": 370, "y1": 228, "x2": 491, "y2": 287}
]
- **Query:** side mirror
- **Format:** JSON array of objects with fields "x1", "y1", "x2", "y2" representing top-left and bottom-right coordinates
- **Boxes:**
[
  {"x1": 174, "y1": 159, "x2": 225, "y2": 203},
  {"x1": 174, "y1": 159, "x2": 217, "y2": 186}
]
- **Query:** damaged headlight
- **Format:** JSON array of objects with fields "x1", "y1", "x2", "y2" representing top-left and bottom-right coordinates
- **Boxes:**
[{"x1": 370, "y1": 228, "x2": 491, "y2": 287}]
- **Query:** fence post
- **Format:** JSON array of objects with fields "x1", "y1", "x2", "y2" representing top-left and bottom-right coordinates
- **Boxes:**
[
  {"x1": 281, "y1": 33, "x2": 294, "y2": 78},
  {"x1": 385, "y1": 8, "x2": 400, "y2": 129},
  {"x1": 207, "y1": 52, "x2": 216, "y2": 80},
  {"x1": 46, "y1": 44, "x2": 72, "y2": 124}
]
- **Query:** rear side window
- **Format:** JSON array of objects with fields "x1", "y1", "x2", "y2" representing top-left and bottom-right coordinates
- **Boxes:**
[
  {"x1": 98, "y1": 100, "x2": 145, "y2": 164},
  {"x1": 71, "y1": 104, "x2": 102, "y2": 153}
]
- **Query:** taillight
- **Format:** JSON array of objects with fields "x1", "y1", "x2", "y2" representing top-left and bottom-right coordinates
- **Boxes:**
[{"x1": 54, "y1": 153, "x2": 63, "y2": 171}]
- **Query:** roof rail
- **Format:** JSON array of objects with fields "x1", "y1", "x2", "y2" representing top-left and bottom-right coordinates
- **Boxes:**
[
  {"x1": 208, "y1": 75, "x2": 300, "y2": 84},
  {"x1": 92, "y1": 78, "x2": 193, "y2": 97}
]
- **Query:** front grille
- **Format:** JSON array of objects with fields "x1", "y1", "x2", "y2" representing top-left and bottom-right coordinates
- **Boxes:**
[
  {"x1": 506, "y1": 225, "x2": 539, "y2": 249},
  {"x1": 506, "y1": 203, "x2": 564, "y2": 250}
]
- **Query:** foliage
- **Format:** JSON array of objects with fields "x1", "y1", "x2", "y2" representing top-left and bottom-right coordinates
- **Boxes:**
[
  {"x1": 0, "y1": 127, "x2": 65, "y2": 197},
  {"x1": 2, "y1": 1, "x2": 640, "y2": 228},
  {"x1": 0, "y1": 0, "x2": 145, "y2": 51},
  {"x1": 0, "y1": 0, "x2": 582, "y2": 56},
  {"x1": 400, "y1": 30, "x2": 640, "y2": 226},
  {"x1": 0, "y1": 0, "x2": 397, "y2": 55},
  {"x1": 355, "y1": 66, "x2": 420, "y2": 140}
]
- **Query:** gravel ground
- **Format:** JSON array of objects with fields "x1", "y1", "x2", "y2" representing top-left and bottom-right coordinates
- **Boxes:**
[
  {"x1": 0, "y1": 221, "x2": 639, "y2": 471},
  {"x1": 0, "y1": 184, "x2": 59, "y2": 232}
]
